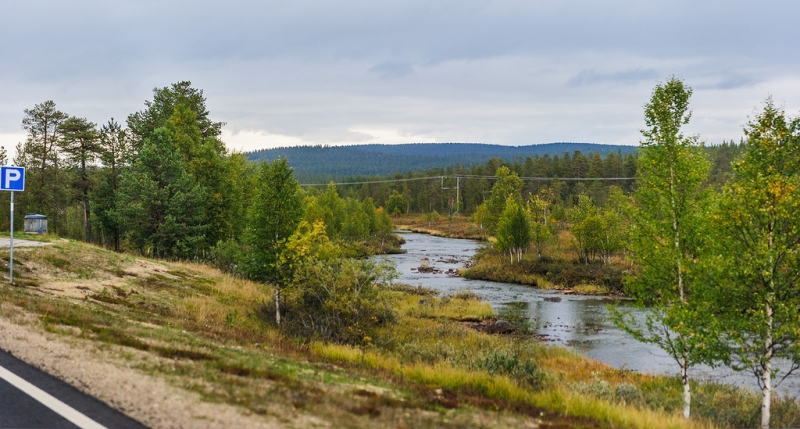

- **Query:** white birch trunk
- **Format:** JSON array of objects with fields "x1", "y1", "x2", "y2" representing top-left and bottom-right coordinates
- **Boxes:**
[
  {"x1": 761, "y1": 300, "x2": 773, "y2": 429},
  {"x1": 762, "y1": 223, "x2": 775, "y2": 429},
  {"x1": 275, "y1": 288, "x2": 281, "y2": 326},
  {"x1": 681, "y1": 356, "x2": 690, "y2": 419}
]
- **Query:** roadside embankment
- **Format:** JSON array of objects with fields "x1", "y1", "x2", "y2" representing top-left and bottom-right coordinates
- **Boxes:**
[{"x1": 0, "y1": 240, "x2": 788, "y2": 428}]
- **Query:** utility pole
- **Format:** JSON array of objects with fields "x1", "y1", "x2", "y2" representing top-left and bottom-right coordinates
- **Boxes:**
[{"x1": 440, "y1": 175, "x2": 461, "y2": 215}]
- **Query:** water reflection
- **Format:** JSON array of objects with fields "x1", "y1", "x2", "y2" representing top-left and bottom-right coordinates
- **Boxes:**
[{"x1": 383, "y1": 231, "x2": 800, "y2": 393}]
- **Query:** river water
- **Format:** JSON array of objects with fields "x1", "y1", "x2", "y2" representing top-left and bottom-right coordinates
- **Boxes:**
[{"x1": 383, "y1": 232, "x2": 800, "y2": 394}]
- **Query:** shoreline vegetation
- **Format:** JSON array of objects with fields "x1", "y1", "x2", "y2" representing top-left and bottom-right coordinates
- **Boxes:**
[
  {"x1": 1, "y1": 238, "x2": 797, "y2": 428},
  {"x1": 396, "y1": 214, "x2": 628, "y2": 296}
]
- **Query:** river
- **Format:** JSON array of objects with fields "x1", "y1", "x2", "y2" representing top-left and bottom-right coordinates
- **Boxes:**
[{"x1": 383, "y1": 232, "x2": 800, "y2": 394}]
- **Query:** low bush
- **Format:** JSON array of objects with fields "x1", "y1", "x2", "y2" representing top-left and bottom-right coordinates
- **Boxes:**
[
  {"x1": 209, "y1": 239, "x2": 245, "y2": 277},
  {"x1": 517, "y1": 259, "x2": 624, "y2": 292},
  {"x1": 477, "y1": 349, "x2": 546, "y2": 390},
  {"x1": 281, "y1": 258, "x2": 397, "y2": 346},
  {"x1": 464, "y1": 251, "x2": 625, "y2": 293}
]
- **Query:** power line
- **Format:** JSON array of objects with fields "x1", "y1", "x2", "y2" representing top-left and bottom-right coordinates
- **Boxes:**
[{"x1": 299, "y1": 174, "x2": 635, "y2": 187}]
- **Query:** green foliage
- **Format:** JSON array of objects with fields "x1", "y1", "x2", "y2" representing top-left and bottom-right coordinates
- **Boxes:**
[
  {"x1": 15, "y1": 100, "x2": 71, "y2": 234},
  {"x1": 385, "y1": 190, "x2": 406, "y2": 216},
  {"x1": 127, "y1": 81, "x2": 223, "y2": 149},
  {"x1": 494, "y1": 196, "x2": 531, "y2": 263},
  {"x1": 423, "y1": 210, "x2": 440, "y2": 225},
  {"x1": 568, "y1": 193, "x2": 628, "y2": 265},
  {"x1": 242, "y1": 158, "x2": 303, "y2": 283},
  {"x1": 709, "y1": 99, "x2": 800, "y2": 427},
  {"x1": 209, "y1": 238, "x2": 245, "y2": 276},
  {"x1": 569, "y1": 195, "x2": 602, "y2": 263},
  {"x1": 128, "y1": 83, "x2": 242, "y2": 251},
  {"x1": 479, "y1": 166, "x2": 523, "y2": 234},
  {"x1": 611, "y1": 77, "x2": 715, "y2": 420},
  {"x1": 59, "y1": 116, "x2": 101, "y2": 243},
  {"x1": 303, "y1": 184, "x2": 398, "y2": 253},
  {"x1": 528, "y1": 188, "x2": 555, "y2": 259},
  {"x1": 477, "y1": 349, "x2": 545, "y2": 390},
  {"x1": 92, "y1": 119, "x2": 133, "y2": 251},
  {"x1": 117, "y1": 128, "x2": 207, "y2": 259},
  {"x1": 279, "y1": 221, "x2": 397, "y2": 345}
]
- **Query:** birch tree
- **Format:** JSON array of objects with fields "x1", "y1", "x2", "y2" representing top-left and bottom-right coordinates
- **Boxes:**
[
  {"x1": 611, "y1": 77, "x2": 713, "y2": 419},
  {"x1": 243, "y1": 158, "x2": 303, "y2": 325},
  {"x1": 712, "y1": 100, "x2": 800, "y2": 428},
  {"x1": 495, "y1": 196, "x2": 531, "y2": 263}
]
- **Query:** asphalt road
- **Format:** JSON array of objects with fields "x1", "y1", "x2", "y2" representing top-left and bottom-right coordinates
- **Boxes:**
[{"x1": 0, "y1": 349, "x2": 147, "y2": 429}]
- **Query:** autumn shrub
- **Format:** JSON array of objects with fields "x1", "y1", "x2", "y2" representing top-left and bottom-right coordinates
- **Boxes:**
[{"x1": 281, "y1": 257, "x2": 397, "y2": 345}]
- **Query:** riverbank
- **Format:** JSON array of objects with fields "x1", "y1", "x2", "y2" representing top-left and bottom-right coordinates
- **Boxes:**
[
  {"x1": 393, "y1": 214, "x2": 488, "y2": 240},
  {"x1": 392, "y1": 217, "x2": 628, "y2": 295},
  {"x1": 462, "y1": 250, "x2": 627, "y2": 296},
  {"x1": 385, "y1": 232, "x2": 800, "y2": 427},
  {"x1": 0, "y1": 238, "x2": 769, "y2": 428}
]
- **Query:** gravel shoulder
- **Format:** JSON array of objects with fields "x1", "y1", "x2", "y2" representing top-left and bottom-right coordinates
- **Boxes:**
[
  {"x1": 0, "y1": 238, "x2": 54, "y2": 247},
  {"x1": 0, "y1": 303, "x2": 286, "y2": 429}
]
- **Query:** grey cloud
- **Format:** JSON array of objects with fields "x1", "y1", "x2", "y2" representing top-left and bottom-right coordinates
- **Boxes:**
[
  {"x1": 369, "y1": 61, "x2": 414, "y2": 79},
  {"x1": 697, "y1": 75, "x2": 759, "y2": 90},
  {"x1": 568, "y1": 68, "x2": 659, "y2": 87},
  {"x1": 1, "y1": 0, "x2": 799, "y2": 153}
]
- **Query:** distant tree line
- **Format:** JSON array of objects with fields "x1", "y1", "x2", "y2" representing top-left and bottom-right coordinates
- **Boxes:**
[
  {"x1": 247, "y1": 142, "x2": 639, "y2": 179},
  {"x1": 325, "y1": 141, "x2": 742, "y2": 218}
]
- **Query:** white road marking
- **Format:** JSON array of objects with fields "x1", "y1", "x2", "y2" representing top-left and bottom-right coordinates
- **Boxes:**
[{"x1": 0, "y1": 364, "x2": 107, "y2": 429}]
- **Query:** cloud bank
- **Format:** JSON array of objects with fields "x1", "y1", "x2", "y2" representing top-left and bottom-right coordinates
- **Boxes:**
[{"x1": 1, "y1": 0, "x2": 798, "y2": 155}]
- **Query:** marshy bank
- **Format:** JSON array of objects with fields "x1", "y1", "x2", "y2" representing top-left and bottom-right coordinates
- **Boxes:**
[{"x1": 384, "y1": 232, "x2": 800, "y2": 409}]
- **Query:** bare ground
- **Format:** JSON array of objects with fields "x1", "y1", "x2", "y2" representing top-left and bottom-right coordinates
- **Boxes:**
[{"x1": 0, "y1": 302, "x2": 301, "y2": 429}]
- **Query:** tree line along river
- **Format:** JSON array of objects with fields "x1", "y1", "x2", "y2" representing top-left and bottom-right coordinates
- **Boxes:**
[{"x1": 383, "y1": 232, "x2": 800, "y2": 394}]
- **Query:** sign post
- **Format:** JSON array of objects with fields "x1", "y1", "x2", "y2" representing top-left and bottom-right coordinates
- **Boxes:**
[{"x1": 1, "y1": 167, "x2": 25, "y2": 284}]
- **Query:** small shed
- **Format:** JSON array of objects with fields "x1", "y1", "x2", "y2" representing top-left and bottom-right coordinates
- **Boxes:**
[{"x1": 24, "y1": 214, "x2": 48, "y2": 234}]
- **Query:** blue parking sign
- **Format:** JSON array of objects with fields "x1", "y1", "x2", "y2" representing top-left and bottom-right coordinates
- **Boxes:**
[{"x1": 1, "y1": 166, "x2": 25, "y2": 191}]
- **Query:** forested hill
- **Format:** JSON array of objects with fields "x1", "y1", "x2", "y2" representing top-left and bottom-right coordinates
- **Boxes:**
[{"x1": 246, "y1": 143, "x2": 638, "y2": 178}]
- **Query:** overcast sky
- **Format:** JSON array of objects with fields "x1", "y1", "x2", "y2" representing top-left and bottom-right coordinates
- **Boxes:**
[{"x1": 1, "y1": 1, "x2": 798, "y2": 157}]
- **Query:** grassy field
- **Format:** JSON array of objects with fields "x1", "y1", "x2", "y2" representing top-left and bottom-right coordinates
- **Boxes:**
[{"x1": 0, "y1": 239, "x2": 795, "y2": 428}]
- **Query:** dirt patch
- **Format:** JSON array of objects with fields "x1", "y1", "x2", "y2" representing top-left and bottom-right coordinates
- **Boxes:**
[{"x1": 0, "y1": 302, "x2": 313, "y2": 429}]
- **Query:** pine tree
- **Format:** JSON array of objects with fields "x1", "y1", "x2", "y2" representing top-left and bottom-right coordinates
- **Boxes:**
[
  {"x1": 93, "y1": 119, "x2": 133, "y2": 251},
  {"x1": 118, "y1": 128, "x2": 207, "y2": 258},
  {"x1": 59, "y1": 116, "x2": 100, "y2": 243},
  {"x1": 16, "y1": 101, "x2": 69, "y2": 232}
]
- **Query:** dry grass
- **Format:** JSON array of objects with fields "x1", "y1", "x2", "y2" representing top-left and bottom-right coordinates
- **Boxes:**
[
  {"x1": 0, "y1": 240, "x2": 779, "y2": 428},
  {"x1": 394, "y1": 291, "x2": 495, "y2": 322},
  {"x1": 394, "y1": 214, "x2": 487, "y2": 240}
]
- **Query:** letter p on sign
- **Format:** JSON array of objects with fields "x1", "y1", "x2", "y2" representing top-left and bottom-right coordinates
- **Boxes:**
[{"x1": 1, "y1": 166, "x2": 25, "y2": 191}]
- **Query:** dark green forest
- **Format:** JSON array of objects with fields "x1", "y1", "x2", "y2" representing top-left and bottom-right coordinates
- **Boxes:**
[
  {"x1": 318, "y1": 141, "x2": 744, "y2": 217},
  {"x1": 247, "y1": 142, "x2": 639, "y2": 180}
]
